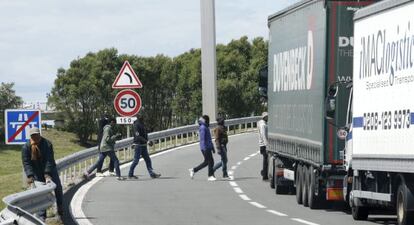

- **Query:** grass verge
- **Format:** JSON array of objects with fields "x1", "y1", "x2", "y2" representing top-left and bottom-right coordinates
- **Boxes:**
[{"x1": 0, "y1": 129, "x2": 90, "y2": 209}]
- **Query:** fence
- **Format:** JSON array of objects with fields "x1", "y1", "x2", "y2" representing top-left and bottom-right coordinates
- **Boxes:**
[{"x1": 0, "y1": 116, "x2": 260, "y2": 225}]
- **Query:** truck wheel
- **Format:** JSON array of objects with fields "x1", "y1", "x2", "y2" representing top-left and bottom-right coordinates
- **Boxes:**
[
  {"x1": 270, "y1": 157, "x2": 275, "y2": 189},
  {"x1": 308, "y1": 166, "x2": 319, "y2": 209},
  {"x1": 352, "y1": 205, "x2": 369, "y2": 220},
  {"x1": 396, "y1": 182, "x2": 414, "y2": 225},
  {"x1": 302, "y1": 165, "x2": 309, "y2": 207},
  {"x1": 296, "y1": 165, "x2": 303, "y2": 204}
]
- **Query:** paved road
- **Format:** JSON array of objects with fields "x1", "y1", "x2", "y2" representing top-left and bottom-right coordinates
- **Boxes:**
[{"x1": 73, "y1": 133, "x2": 398, "y2": 225}]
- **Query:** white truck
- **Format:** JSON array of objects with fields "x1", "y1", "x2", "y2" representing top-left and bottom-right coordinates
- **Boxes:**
[{"x1": 327, "y1": 0, "x2": 414, "y2": 224}]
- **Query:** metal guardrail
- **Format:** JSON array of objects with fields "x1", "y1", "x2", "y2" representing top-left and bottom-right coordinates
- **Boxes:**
[
  {"x1": 0, "y1": 116, "x2": 261, "y2": 224},
  {"x1": 0, "y1": 182, "x2": 56, "y2": 225}
]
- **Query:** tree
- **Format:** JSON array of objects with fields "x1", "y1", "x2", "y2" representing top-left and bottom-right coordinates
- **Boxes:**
[
  {"x1": 49, "y1": 48, "x2": 121, "y2": 144},
  {"x1": 0, "y1": 82, "x2": 23, "y2": 144}
]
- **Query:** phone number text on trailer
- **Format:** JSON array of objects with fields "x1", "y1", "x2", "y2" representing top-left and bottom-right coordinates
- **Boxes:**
[{"x1": 362, "y1": 109, "x2": 411, "y2": 130}]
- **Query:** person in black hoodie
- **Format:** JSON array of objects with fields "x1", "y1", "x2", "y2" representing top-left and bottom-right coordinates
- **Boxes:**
[
  {"x1": 22, "y1": 127, "x2": 64, "y2": 219},
  {"x1": 128, "y1": 115, "x2": 161, "y2": 179},
  {"x1": 212, "y1": 117, "x2": 229, "y2": 179}
]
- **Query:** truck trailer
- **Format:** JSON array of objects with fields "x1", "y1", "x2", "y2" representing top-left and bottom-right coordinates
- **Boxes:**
[
  {"x1": 265, "y1": 0, "x2": 373, "y2": 209},
  {"x1": 325, "y1": 0, "x2": 414, "y2": 224}
]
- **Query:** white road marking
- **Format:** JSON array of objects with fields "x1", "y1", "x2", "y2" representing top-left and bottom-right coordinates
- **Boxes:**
[
  {"x1": 249, "y1": 201, "x2": 266, "y2": 209},
  {"x1": 230, "y1": 151, "x2": 320, "y2": 225},
  {"x1": 239, "y1": 194, "x2": 251, "y2": 201},
  {"x1": 234, "y1": 187, "x2": 243, "y2": 193},
  {"x1": 229, "y1": 181, "x2": 238, "y2": 187},
  {"x1": 267, "y1": 209, "x2": 288, "y2": 217},
  {"x1": 291, "y1": 218, "x2": 320, "y2": 225},
  {"x1": 71, "y1": 142, "x2": 201, "y2": 225}
]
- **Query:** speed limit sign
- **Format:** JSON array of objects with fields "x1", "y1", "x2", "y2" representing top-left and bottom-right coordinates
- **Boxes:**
[{"x1": 114, "y1": 89, "x2": 142, "y2": 117}]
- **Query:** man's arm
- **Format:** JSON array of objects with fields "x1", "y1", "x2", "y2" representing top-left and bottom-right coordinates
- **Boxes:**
[
  {"x1": 44, "y1": 142, "x2": 56, "y2": 176},
  {"x1": 259, "y1": 122, "x2": 268, "y2": 146},
  {"x1": 199, "y1": 126, "x2": 206, "y2": 150},
  {"x1": 21, "y1": 144, "x2": 34, "y2": 178}
]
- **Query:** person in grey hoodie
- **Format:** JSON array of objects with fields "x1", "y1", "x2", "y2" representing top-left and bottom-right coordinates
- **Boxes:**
[
  {"x1": 84, "y1": 118, "x2": 124, "y2": 180},
  {"x1": 258, "y1": 112, "x2": 269, "y2": 180},
  {"x1": 189, "y1": 115, "x2": 216, "y2": 181}
]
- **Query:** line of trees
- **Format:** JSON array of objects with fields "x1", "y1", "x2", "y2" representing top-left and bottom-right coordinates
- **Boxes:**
[{"x1": 48, "y1": 36, "x2": 268, "y2": 144}]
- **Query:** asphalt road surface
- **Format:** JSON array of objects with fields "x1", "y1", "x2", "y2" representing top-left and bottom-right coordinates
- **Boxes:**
[{"x1": 72, "y1": 132, "x2": 398, "y2": 225}]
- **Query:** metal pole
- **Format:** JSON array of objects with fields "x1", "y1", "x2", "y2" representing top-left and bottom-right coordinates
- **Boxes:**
[{"x1": 200, "y1": 0, "x2": 218, "y2": 121}]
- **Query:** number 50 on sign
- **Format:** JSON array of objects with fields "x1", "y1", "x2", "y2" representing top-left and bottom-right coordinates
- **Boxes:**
[{"x1": 114, "y1": 89, "x2": 142, "y2": 117}]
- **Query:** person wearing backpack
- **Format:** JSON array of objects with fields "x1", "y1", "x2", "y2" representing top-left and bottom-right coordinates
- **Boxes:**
[
  {"x1": 128, "y1": 115, "x2": 161, "y2": 179},
  {"x1": 96, "y1": 114, "x2": 115, "y2": 177},
  {"x1": 21, "y1": 127, "x2": 64, "y2": 220},
  {"x1": 212, "y1": 117, "x2": 229, "y2": 179}
]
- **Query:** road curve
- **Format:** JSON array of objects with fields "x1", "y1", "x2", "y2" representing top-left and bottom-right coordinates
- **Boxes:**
[{"x1": 72, "y1": 133, "x2": 397, "y2": 225}]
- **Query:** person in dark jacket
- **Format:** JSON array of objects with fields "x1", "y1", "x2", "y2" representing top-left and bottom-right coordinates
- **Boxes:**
[
  {"x1": 189, "y1": 115, "x2": 216, "y2": 181},
  {"x1": 128, "y1": 115, "x2": 161, "y2": 179},
  {"x1": 22, "y1": 127, "x2": 64, "y2": 219},
  {"x1": 96, "y1": 114, "x2": 115, "y2": 176},
  {"x1": 212, "y1": 117, "x2": 229, "y2": 179}
]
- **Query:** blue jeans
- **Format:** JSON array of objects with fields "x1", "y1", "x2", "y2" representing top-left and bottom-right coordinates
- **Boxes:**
[
  {"x1": 193, "y1": 148, "x2": 215, "y2": 177},
  {"x1": 128, "y1": 145, "x2": 154, "y2": 177},
  {"x1": 88, "y1": 151, "x2": 120, "y2": 177},
  {"x1": 213, "y1": 144, "x2": 228, "y2": 175}
]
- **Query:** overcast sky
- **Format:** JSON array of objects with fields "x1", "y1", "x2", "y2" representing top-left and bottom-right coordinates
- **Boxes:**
[{"x1": 0, "y1": 0, "x2": 299, "y2": 103}]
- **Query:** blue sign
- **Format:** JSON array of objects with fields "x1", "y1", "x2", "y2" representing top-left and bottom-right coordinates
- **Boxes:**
[{"x1": 5, "y1": 109, "x2": 41, "y2": 145}]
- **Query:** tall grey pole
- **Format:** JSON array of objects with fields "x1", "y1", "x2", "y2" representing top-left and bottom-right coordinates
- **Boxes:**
[{"x1": 200, "y1": 0, "x2": 218, "y2": 122}]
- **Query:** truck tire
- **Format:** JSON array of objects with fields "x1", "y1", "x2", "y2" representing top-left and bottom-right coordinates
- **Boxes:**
[
  {"x1": 352, "y1": 205, "x2": 369, "y2": 220},
  {"x1": 396, "y1": 181, "x2": 414, "y2": 225},
  {"x1": 296, "y1": 165, "x2": 303, "y2": 204},
  {"x1": 302, "y1": 165, "x2": 309, "y2": 207},
  {"x1": 308, "y1": 166, "x2": 320, "y2": 209}
]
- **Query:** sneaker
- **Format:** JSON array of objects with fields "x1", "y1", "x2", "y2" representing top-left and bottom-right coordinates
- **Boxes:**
[
  {"x1": 117, "y1": 176, "x2": 126, "y2": 181},
  {"x1": 82, "y1": 172, "x2": 89, "y2": 180},
  {"x1": 96, "y1": 172, "x2": 104, "y2": 177},
  {"x1": 207, "y1": 176, "x2": 217, "y2": 181},
  {"x1": 150, "y1": 173, "x2": 161, "y2": 178},
  {"x1": 223, "y1": 175, "x2": 230, "y2": 180},
  {"x1": 109, "y1": 172, "x2": 116, "y2": 176},
  {"x1": 128, "y1": 175, "x2": 139, "y2": 179},
  {"x1": 189, "y1": 168, "x2": 194, "y2": 179}
]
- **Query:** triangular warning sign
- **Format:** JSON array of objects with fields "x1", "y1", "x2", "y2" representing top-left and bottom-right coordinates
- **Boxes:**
[{"x1": 112, "y1": 61, "x2": 143, "y2": 89}]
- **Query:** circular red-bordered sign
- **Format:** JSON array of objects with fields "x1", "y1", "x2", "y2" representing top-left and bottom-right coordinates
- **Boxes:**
[{"x1": 114, "y1": 89, "x2": 142, "y2": 117}]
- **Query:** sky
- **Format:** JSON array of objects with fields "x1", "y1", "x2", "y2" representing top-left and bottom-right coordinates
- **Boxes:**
[{"x1": 0, "y1": 0, "x2": 299, "y2": 103}]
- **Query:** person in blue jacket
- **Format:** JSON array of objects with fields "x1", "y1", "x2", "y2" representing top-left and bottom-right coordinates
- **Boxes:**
[{"x1": 189, "y1": 115, "x2": 216, "y2": 181}]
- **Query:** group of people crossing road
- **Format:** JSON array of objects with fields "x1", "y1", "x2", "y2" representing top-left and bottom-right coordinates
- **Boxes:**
[
  {"x1": 20, "y1": 112, "x2": 267, "y2": 222},
  {"x1": 83, "y1": 115, "x2": 161, "y2": 180},
  {"x1": 189, "y1": 115, "x2": 229, "y2": 181}
]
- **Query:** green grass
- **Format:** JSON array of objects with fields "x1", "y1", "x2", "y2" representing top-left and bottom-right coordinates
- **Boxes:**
[{"x1": 0, "y1": 129, "x2": 88, "y2": 209}]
